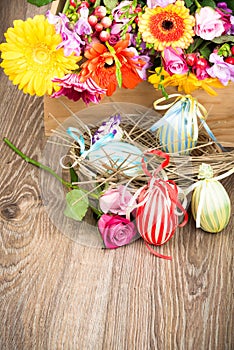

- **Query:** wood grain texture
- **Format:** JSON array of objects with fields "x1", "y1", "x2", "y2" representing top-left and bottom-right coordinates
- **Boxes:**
[{"x1": 0, "y1": 2, "x2": 233, "y2": 350}]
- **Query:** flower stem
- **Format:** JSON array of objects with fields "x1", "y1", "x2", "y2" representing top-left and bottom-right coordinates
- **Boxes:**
[
  {"x1": 3, "y1": 138, "x2": 99, "y2": 199},
  {"x1": 63, "y1": 0, "x2": 71, "y2": 13},
  {"x1": 194, "y1": 0, "x2": 201, "y2": 9}
]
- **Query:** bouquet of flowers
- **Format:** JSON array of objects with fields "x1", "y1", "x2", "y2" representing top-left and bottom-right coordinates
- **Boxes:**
[{"x1": 1, "y1": 0, "x2": 234, "y2": 103}]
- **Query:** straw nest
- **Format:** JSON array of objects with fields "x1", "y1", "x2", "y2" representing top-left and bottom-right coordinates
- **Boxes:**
[{"x1": 63, "y1": 113, "x2": 234, "y2": 193}]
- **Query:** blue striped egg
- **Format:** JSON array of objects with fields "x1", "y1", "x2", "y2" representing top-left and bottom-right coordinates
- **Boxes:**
[
  {"x1": 158, "y1": 100, "x2": 197, "y2": 154},
  {"x1": 88, "y1": 141, "x2": 143, "y2": 177}
]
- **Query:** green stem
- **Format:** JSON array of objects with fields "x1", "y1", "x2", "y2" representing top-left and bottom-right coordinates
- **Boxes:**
[
  {"x1": 3, "y1": 138, "x2": 99, "y2": 199},
  {"x1": 62, "y1": 0, "x2": 70, "y2": 13},
  {"x1": 194, "y1": 0, "x2": 201, "y2": 9}
]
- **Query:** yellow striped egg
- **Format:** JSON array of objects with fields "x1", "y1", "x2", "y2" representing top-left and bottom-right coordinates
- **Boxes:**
[{"x1": 191, "y1": 179, "x2": 231, "y2": 233}]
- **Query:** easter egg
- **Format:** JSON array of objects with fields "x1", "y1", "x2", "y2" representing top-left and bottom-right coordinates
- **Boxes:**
[
  {"x1": 157, "y1": 99, "x2": 198, "y2": 153},
  {"x1": 136, "y1": 180, "x2": 179, "y2": 246},
  {"x1": 88, "y1": 141, "x2": 143, "y2": 177},
  {"x1": 191, "y1": 179, "x2": 231, "y2": 233}
]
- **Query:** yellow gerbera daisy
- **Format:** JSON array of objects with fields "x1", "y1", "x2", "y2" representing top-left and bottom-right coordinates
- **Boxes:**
[
  {"x1": 0, "y1": 15, "x2": 80, "y2": 96},
  {"x1": 148, "y1": 68, "x2": 225, "y2": 95},
  {"x1": 138, "y1": 1, "x2": 195, "y2": 51}
]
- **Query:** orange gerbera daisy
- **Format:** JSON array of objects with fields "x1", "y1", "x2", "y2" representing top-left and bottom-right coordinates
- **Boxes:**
[{"x1": 80, "y1": 34, "x2": 145, "y2": 96}]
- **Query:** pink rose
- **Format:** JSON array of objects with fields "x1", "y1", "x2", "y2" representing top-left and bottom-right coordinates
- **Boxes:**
[
  {"x1": 98, "y1": 214, "x2": 138, "y2": 249},
  {"x1": 195, "y1": 7, "x2": 225, "y2": 40},
  {"x1": 99, "y1": 185, "x2": 136, "y2": 215},
  {"x1": 162, "y1": 47, "x2": 188, "y2": 76}
]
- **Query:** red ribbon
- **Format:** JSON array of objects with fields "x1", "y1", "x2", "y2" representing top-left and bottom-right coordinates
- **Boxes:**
[{"x1": 137, "y1": 149, "x2": 188, "y2": 260}]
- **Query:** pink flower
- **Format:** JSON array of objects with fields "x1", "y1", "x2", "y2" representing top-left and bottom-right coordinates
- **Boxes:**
[
  {"x1": 206, "y1": 53, "x2": 234, "y2": 86},
  {"x1": 162, "y1": 47, "x2": 188, "y2": 76},
  {"x1": 98, "y1": 214, "x2": 138, "y2": 249},
  {"x1": 195, "y1": 7, "x2": 225, "y2": 40},
  {"x1": 99, "y1": 185, "x2": 136, "y2": 215},
  {"x1": 51, "y1": 74, "x2": 106, "y2": 104},
  {"x1": 147, "y1": 0, "x2": 176, "y2": 8}
]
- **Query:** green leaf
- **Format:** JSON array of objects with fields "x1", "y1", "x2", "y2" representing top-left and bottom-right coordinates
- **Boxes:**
[
  {"x1": 27, "y1": 0, "x2": 54, "y2": 6},
  {"x1": 201, "y1": 0, "x2": 216, "y2": 8},
  {"x1": 69, "y1": 163, "x2": 79, "y2": 183},
  {"x1": 212, "y1": 35, "x2": 234, "y2": 44},
  {"x1": 103, "y1": 0, "x2": 118, "y2": 10},
  {"x1": 186, "y1": 38, "x2": 203, "y2": 53},
  {"x1": 184, "y1": 0, "x2": 193, "y2": 7},
  {"x1": 225, "y1": 0, "x2": 234, "y2": 12},
  {"x1": 200, "y1": 46, "x2": 212, "y2": 59},
  {"x1": 94, "y1": 0, "x2": 101, "y2": 8},
  {"x1": 64, "y1": 189, "x2": 89, "y2": 221},
  {"x1": 115, "y1": 58, "x2": 122, "y2": 88}
]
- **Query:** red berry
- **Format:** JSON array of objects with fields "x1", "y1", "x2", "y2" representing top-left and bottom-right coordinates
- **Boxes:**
[
  {"x1": 70, "y1": 0, "x2": 76, "y2": 6},
  {"x1": 134, "y1": 7, "x2": 142, "y2": 13},
  {"x1": 99, "y1": 30, "x2": 110, "y2": 42},
  {"x1": 101, "y1": 16, "x2": 112, "y2": 28},
  {"x1": 195, "y1": 57, "x2": 209, "y2": 69},
  {"x1": 88, "y1": 15, "x2": 98, "y2": 27},
  {"x1": 231, "y1": 46, "x2": 234, "y2": 56},
  {"x1": 94, "y1": 6, "x2": 107, "y2": 18},
  {"x1": 80, "y1": 1, "x2": 89, "y2": 8},
  {"x1": 95, "y1": 23, "x2": 103, "y2": 32},
  {"x1": 186, "y1": 53, "x2": 197, "y2": 67},
  {"x1": 134, "y1": 16, "x2": 139, "y2": 25},
  {"x1": 224, "y1": 56, "x2": 234, "y2": 65}
]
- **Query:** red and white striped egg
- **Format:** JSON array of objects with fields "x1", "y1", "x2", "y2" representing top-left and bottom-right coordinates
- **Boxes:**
[{"x1": 136, "y1": 180, "x2": 178, "y2": 246}]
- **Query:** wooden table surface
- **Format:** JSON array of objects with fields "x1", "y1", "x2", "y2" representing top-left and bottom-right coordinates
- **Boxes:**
[{"x1": 0, "y1": 2, "x2": 233, "y2": 349}]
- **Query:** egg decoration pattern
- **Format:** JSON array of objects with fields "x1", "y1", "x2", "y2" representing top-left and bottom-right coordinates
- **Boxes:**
[
  {"x1": 191, "y1": 163, "x2": 231, "y2": 233},
  {"x1": 136, "y1": 150, "x2": 188, "y2": 260},
  {"x1": 150, "y1": 94, "x2": 218, "y2": 154}
]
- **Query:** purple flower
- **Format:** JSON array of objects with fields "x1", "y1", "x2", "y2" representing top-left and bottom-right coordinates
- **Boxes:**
[
  {"x1": 92, "y1": 114, "x2": 123, "y2": 144},
  {"x1": 147, "y1": 0, "x2": 176, "y2": 8},
  {"x1": 206, "y1": 53, "x2": 234, "y2": 86},
  {"x1": 216, "y1": 3, "x2": 232, "y2": 34},
  {"x1": 74, "y1": 7, "x2": 92, "y2": 36},
  {"x1": 112, "y1": 1, "x2": 133, "y2": 24},
  {"x1": 125, "y1": 48, "x2": 150, "y2": 80},
  {"x1": 46, "y1": 11, "x2": 84, "y2": 56},
  {"x1": 51, "y1": 74, "x2": 106, "y2": 104}
]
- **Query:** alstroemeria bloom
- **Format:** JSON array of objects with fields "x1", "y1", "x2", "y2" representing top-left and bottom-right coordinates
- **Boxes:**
[
  {"x1": 112, "y1": 1, "x2": 133, "y2": 24},
  {"x1": 206, "y1": 53, "x2": 234, "y2": 86},
  {"x1": 195, "y1": 7, "x2": 225, "y2": 40},
  {"x1": 51, "y1": 74, "x2": 106, "y2": 104},
  {"x1": 92, "y1": 114, "x2": 123, "y2": 143},
  {"x1": 75, "y1": 7, "x2": 92, "y2": 36},
  {"x1": 163, "y1": 47, "x2": 188, "y2": 76},
  {"x1": 46, "y1": 11, "x2": 84, "y2": 56},
  {"x1": 98, "y1": 214, "x2": 138, "y2": 249},
  {"x1": 147, "y1": 0, "x2": 176, "y2": 8},
  {"x1": 99, "y1": 185, "x2": 136, "y2": 215}
]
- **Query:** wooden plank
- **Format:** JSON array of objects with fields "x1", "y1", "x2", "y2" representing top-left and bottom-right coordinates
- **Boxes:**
[{"x1": 44, "y1": 82, "x2": 234, "y2": 147}]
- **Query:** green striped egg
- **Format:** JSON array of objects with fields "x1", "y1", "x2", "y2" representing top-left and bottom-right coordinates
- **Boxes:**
[{"x1": 191, "y1": 179, "x2": 231, "y2": 233}]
